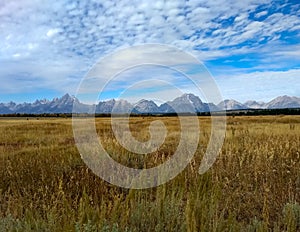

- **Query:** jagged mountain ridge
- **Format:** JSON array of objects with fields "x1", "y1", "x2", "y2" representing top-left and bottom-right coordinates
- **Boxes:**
[
  {"x1": 1, "y1": 93, "x2": 300, "y2": 114},
  {"x1": 244, "y1": 100, "x2": 266, "y2": 109},
  {"x1": 134, "y1": 99, "x2": 160, "y2": 113},
  {"x1": 159, "y1": 93, "x2": 210, "y2": 113},
  {"x1": 218, "y1": 99, "x2": 248, "y2": 110}
]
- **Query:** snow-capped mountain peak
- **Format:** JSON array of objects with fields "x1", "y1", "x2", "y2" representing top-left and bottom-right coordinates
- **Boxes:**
[
  {"x1": 218, "y1": 99, "x2": 248, "y2": 110},
  {"x1": 134, "y1": 99, "x2": 159, "y2": 113}
]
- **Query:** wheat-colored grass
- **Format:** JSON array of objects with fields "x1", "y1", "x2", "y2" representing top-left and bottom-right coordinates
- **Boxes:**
[{"x1": 0, "y1": 116, "x2": 299, "y2": 231}]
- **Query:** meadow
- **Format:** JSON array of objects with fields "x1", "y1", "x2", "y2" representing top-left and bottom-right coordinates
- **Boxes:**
[{"x1": 0, "y1": 116, "x2": 299, "y2": 231}]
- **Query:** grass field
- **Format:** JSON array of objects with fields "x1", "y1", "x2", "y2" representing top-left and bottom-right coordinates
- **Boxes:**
[{"x1": 0, "y1": 116, "x2": 299, "y2": 231}]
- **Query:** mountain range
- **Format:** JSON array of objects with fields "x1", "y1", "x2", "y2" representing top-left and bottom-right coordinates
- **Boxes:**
[{"x1": 1, "y1": 93, "x2": 300, "y2": 114}]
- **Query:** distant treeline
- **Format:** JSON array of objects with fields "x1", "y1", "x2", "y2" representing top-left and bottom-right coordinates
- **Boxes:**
[
  {"x1": 223, "y1": 108, "x2": 300, "y2": 116},
  {"x1": 0, "y1": 108, "x2": 300, "y2": 118}
]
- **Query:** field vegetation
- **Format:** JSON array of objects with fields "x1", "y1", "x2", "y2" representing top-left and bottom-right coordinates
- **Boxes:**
[{"x1": 0, "y1": 116, "x2": 299, "y2": 231}]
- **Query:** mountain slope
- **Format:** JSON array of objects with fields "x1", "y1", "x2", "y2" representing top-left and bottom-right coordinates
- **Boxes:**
[
  {"x1": 134, "y1": 99, "x2": 159, "y2": 113},
  {"x1": 218, "y1": 99, "x2": 248, "y2": 110},
  {"x1": 0, "y1": 103, "x2": 13, "y2": 114},
  {"x1": 265, "y1": 95, "x2": 300, "y2": 109}
]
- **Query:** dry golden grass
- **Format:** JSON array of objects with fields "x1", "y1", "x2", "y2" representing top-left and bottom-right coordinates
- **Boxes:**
[{"x1": 0, "y1": 116, "x2": 299, "y2": 231}]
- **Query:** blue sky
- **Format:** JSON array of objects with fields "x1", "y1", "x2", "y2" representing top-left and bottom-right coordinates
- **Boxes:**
[{"x1": 0, "y1": 0, "x2": 299, "y2": 103}]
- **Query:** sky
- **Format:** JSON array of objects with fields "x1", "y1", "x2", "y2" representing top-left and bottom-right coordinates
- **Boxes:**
[{"x1": 0, "y1": 0, "x2": 299, "y2": 103}]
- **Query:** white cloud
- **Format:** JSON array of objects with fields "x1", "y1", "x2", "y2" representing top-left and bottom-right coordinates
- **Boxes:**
[
  {"x1": 46, "y1": 28, "x2": 61, "y2": 38},
  {"x1": 13, "y1": 53, "x2": 20, "y2": 58},
  {"x1": 255, "y1": 10, "x2": 268, "y2": 18}
]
